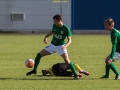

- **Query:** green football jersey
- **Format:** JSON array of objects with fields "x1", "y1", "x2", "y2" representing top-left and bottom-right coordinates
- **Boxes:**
[
  {"x1": 110, "y1": 28, "x2": 120, "y2": 60},
  {"x1": 51, "y1": 24, "x2": 72, "y2": 46}
]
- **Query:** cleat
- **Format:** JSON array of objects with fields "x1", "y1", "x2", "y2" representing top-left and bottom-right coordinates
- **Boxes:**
[
  {"x1": 100, "y1": 75, "x2": 109, "y2": 79},
  {"x1": 115, "y1": 75, "x2": 120, "y2": 80},
  {"x1": 26, "y1": 70, "x2": 37, "y2": 76},
  {"x1": 74, "y1": 75, "x2": 80, "y2": 79},
  {"x1": 79, "y1": 71, "x2": 90, "y2": 75},
  {"x1": 83, "y1": 71, "x2": 90, "y2": 75},
  {"x1": 41, "y1": 70, "x2": 49, "y2": 76}
]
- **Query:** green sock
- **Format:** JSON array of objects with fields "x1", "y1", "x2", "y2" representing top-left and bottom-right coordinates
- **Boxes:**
[
  {"x1": 69, "y1": 62, "x2": 77, "y2": 76},
  {"x1": 105, "y1": 64, "x2": 110, "y2": 77},
  {"x1": 109, "y1": 63, "x2": 119, "y2": 75},
  {"x1": 33, "y1": 53, "x2": 42, "y2": 70}
]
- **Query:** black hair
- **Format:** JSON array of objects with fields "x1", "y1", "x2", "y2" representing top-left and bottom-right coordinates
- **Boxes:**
[{"x1": 53, "y1": 14, "x2": 62, "y2": 21}]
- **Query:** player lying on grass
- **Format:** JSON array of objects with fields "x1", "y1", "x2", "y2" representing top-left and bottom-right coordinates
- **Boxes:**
[
  {"x1": 41, "y1": 63, "x2": 90, "y2": 77},
  {"x1": 101, "y1": 18, "x2": 120, "y2": 80},
  {"x1": 26, "y1": 14, "x2": 79, "y2": 79}
]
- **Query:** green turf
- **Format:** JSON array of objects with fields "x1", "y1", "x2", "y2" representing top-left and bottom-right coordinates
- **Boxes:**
[{"x1": 0, "y1": 34, "x2": 120, "y2": 90}]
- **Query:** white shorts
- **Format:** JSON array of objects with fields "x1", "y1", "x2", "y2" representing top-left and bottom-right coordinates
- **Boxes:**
[
  {"x1": 113, "y1": 52, "x2": 120, "y2": 62},
  {"x1": 44, "y1": 44, "x2": 67, "y2": 55}
]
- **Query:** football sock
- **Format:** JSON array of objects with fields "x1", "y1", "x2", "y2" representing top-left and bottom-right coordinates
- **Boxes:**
[
  {"x1": 109, "y1": 63, "x2": 119, "y2": 75},
  {"x1": 74, "y1": 63, "x2": 82, "y2": 71},
  {"x1": 69, "y1": 62, "x2": 77, "y2": 76},
  {"x1": 33, "y1": 53, "x2": 42, "y2": 70},
  {"x1": 105, "y1": 64, "x2": 110, "y2": 77}
]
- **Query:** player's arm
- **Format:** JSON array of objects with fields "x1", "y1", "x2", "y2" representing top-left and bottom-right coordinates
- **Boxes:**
[
  {"x1": 63, "y1": 36, "x2": 72, "y2": 49},
  {"x1": 110, "y1": 35, "x2": 117, "y2": 60},
  {"x1": 43, "y1": 31, "x2": 53, "y2": 44},
  {"x1": 65, "y1": 36, "x2": 72, "y2": 47},
  {"x1": 63, "y1": 26, "x2": 72, "y2": 49},
  {"x1": 48, "y1": 67, "x2": 55, "y2": 76}
]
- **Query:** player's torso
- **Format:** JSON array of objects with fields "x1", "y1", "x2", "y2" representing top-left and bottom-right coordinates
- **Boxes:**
[
  {"x1": 52, "y1": 63, "x2": 69, "y2": 71},
  {"x1": 52, "y1": 63, "x2": 69, "y2": 76},
  {"x1": 111, "y1": 28, "x2": 120, "y2": 52},
  {"x1": 51, "y1": 24, "x2": 69, "y2": 46},
  {"x1": 53, "y1": 26, "x2": 66, "y2": 39}
]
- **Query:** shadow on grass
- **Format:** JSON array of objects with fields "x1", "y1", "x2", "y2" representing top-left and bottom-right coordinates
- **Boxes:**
[
  {"x1": 0, "y1": 75, "x2": 98, "y2": 80},
  {"x1": 0, "y1": 78, "x2": 75, "y2": 80},
  {"x1": 0, "y1": 77, "x2": 98, "y2": 81},
  {"x1": 0, "y1": 75, "x2": 71, "y2": 80}
]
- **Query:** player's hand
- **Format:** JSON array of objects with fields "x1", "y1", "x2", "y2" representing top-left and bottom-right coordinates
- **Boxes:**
[
  {"x1": 107, "y1": 59, "x2": 112, "y2": 64},
  {"x1": 62, "y1": 45, "x2": 66, "y2": 50},
  {"x1": 43, "y1": 38, "x2": 48, "y2": 44}
]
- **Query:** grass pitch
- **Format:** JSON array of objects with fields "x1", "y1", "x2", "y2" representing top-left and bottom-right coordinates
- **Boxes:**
[{"x1": 0, "y1": 34, "x2": 120, "y2": 90}]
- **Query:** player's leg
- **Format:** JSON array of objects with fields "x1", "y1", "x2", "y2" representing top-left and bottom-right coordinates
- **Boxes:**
[
  {"x1": 26, "y1": 49, "x2": 51, "y2": 75},
  {"x1": 109, "y1": 63, "x2": 120, "y2": 80},
  {"x1": 56, "y1": 45, "x2": 79, "y2": 79},
  {"x1": 26, "y1": 44, "x2": 54, "y2": 76},
  {"x1": 33, "y1": 49, "x2": 51, "y2": 70},
  {"x1": 101, "y1": 53, "x2": 120, "y2": 79},
  {"x1": 101, "y1": 55, "x2": 111, "y2": 78},
  {"x1": 61, "y1": 53, "x2": 79, "y2": 78},
  {"x1": 110, "y1": 52, "x2": 120, "y2": 80},
  {"x1": 74, "y1": 64, "x2": 89, "y2": 75}
]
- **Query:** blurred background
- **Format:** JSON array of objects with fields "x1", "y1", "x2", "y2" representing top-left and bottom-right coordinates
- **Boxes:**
[{"x1": 0, "y1": 0, "x2": 120, "y2": 33}]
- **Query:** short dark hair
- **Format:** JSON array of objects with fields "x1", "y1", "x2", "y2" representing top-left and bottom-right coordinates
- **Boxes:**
[
  {"x1": 53, "y1": 14, "x2": 62, "y2": 21},
  {"x1": 104, "y1": 18, "x2": 114, "y2": 26}
]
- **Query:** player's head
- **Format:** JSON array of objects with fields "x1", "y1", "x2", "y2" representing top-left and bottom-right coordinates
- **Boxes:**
[
  {"x1": 53, "y1": 14, "x2": 62, "y2": 26},
  {"x1": 104, "y1": 18, "x2": 114, "y2": 31}
]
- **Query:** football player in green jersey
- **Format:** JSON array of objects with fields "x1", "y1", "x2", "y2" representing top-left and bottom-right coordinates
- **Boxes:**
[
  {"x1": 101, "y1": 18, "x2": 120, "y2": 80},
  {"x1": 26, "y1": 14, "x2": 79, "y2": 79}
]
